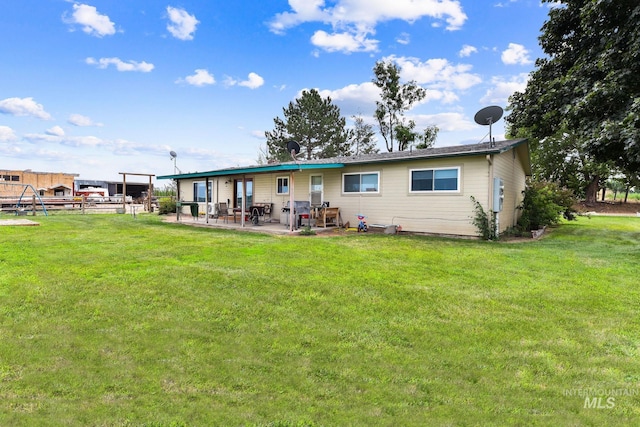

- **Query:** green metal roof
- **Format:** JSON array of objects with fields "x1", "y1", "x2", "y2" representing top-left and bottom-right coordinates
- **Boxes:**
[{"x1": 157, "y1": 162, "x2": 344, "y2": 180}]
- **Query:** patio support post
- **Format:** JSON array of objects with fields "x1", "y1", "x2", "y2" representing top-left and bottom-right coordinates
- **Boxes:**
[
  {"x1": 205, "y1": 176, "x2": 210, "y2": 224},
  {"x1": 289, "y1": 171, "x2": 294, "y2": 233},
  {"x1": 241, "y1": 175, "x2": 246, "y2": 227}
]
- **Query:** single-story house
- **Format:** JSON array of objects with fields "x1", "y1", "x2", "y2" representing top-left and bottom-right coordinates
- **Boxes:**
[{"x1": 157, "y1": 138, "x2": 531, "y2": 237}]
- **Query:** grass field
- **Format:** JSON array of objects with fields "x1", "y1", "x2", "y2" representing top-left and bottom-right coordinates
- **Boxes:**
[{"x1": 1, "y1": 213, "x2": 639, "y2": 426}]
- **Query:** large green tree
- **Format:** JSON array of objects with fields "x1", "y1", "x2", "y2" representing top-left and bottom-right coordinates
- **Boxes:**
[
  {"x1": 373, "y1": 60, "x2": 430, "y2": 152},
  {"x1": 265, "y1": 89, "x2": 352, "y2": 162},
  {"x1": 507, "y1": 0, "x2": 640, "y2": 202}
]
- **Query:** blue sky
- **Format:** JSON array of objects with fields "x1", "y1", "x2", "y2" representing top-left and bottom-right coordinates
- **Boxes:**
[{"x1": 1, "y1": 0, "x2": 552, "y2": 183}]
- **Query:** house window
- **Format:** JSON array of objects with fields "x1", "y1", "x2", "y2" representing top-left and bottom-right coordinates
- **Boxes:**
[
  {"x1": 276, "y1": 176, "x2": 289, "y2": 195},
  {"x1": 410, "y1": 167, "x2": 460, "y2": 192},
  {"x1": 193, "y1": 181, "x2": 211, "y2": 202},
  {"x1": 343, "y1": 172, "x2": 379, "y2": 193},
  {"x1": 193, "y1": 182, "x2": 206, "y2": 202}
]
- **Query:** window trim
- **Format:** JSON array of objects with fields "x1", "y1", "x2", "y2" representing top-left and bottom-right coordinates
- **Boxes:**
[
  {"x1": 276, "y1": 176, "x2": 289, "y2": 195},
  {"x1": 342, "y1": 171, "x2": 380, "y2": 194},
  {"x1": 409, "y1": 167, "x2": 461, "y2": 193}
]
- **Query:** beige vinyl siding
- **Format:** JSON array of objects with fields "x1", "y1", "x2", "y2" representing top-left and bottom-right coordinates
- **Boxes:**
[
  {"x1": 333, "y1": 156, "x2": 490, "y2": 236},
  {"x1": 172, "y1": 141, "x2": 529, "y2": 236},
  {"x1": 493, "y1": 148, "x2": 527, "y2": 232}
]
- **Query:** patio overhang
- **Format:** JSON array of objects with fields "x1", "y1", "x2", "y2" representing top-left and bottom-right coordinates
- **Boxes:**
[{"x1": 157, "y1": 162, "x2": 345, "y2": 180}]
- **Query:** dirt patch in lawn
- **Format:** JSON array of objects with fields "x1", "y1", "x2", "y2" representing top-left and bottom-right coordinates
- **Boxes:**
[{"x1": 575, "y1": 200, "x2": 640, "y2": 215}]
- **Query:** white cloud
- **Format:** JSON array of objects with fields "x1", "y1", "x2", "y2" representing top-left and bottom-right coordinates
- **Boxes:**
[
  {"x1": 177, "y1": 69, "x2": 215, "y2": 86},
  {"x1": 46, "y1": 126, "x2": 65, "y2": 136},
  {"x1": 68, "y1": 114, "x2": 103, "y2": 127},
  {"x1": 311, "y1": 29, "x2": 379, "y2": 53},
  {"x1": 501, "y1": 43, "x2": 532, "y2": 65},
  {"x1": 225, "y1": 73, "x2": 265, "y2": 89},
  {"x1": 65, "y1": 3, "x2": 116, "y2": 37},
  {"x1": 270, "y1": 0, "x2": 467, "y2": 32},
  {"x1": 166, "y1": 6, "x2": 199, "y2": 40},
  {"x1": 0, "y1": 97, "x2": 52, "y2": 120},
  {"x1": 269, "y1": 0, "x2": 467, "y2": 53},
  {"x1": 387, "y1": 55, "x2": 482, "y2": 91},
  {"x1": 495, "y1": 0, "x2": 518, "y2": 7},
  {"x1": 316, "y1": 82, "x2": 380, "y2": 115},
  {"x1": 396, "y1": 32, "x2": 411, "y2": 45},
  {"x1": 86, "y1": 57, "x2": 154, "y2": 72},
  {"x1": 0, "y1": 125, "x2": 17, "y2": 141},
  {"x1": 459, "y1": 44, "x2": 478, "y2": 57},
  {"x1": 238, "y1": 73, "x2": 265, "y2": 89},
  {"x1": 480, "y1": 73, "x2": 530, "y2": 105},
  {"x1": 412, "y1": 112, "x2": 477, "y2": 132}
]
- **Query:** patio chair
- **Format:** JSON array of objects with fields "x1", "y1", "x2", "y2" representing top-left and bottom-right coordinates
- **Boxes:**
[{"x1": 216, "y1": 202, "x2": 230, "y2": 223}]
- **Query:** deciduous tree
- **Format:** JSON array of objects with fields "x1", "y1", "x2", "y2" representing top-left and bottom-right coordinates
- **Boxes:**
[
  {"x1": 372, "y1": 60, "x2": 427, "y2": 152},
  {"x1": 507, "y1": 0, "x2": 640, "y2": 202}
]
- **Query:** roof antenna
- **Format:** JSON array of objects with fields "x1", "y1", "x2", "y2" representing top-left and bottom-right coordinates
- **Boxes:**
[{"x1": 474, "y1": 106, "x2": 503, "y2": 147}]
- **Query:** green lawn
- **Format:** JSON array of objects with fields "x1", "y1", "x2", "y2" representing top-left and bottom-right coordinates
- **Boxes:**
[{"x1": 1, "y1": 214, "x2": 639, "y2": 426}]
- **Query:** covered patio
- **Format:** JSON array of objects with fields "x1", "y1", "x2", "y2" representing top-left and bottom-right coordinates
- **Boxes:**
[{"x1": 164, "y1": 212, "x2": 341, "y2": 236}]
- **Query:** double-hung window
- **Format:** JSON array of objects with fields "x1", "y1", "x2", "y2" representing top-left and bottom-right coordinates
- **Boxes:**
[
  {"x1": 343, "y1": 172, "x2": 379, "y2": 193},
  {"x1": 410, "y1": 167, "x2": 460, "y2": 192},
  {"x1": 276, "y1": 176, "x2": 289, "y2": 195}
]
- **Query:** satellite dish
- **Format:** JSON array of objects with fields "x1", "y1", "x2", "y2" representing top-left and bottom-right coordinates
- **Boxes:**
[
  {"x1": 169, "y1": 150, "x2": 177, "y2": 159},
  {"x1": 474, "y1": 106, "x2": 503, "y2": 144},
  {"x1": 286, "y1": 140, "x2": 300, "y2": 156}
]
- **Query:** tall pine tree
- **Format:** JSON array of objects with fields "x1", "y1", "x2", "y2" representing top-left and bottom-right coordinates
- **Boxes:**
[{"x1": 265, "y1": 89, "x2": 352, "y2": 162}]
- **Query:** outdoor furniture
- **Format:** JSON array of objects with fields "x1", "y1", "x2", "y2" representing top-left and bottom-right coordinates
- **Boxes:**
[
  {"x1": 233, "y1": 207, "x2": 248, "y2": 223},
  {"x1": 248, "y1": 203, "x2": 274, "y2": 225},
  {"x1": 215, "y1": 202, "x2": 230, "y2": 223},
  {"x1": 316, "y1": 207, "x2": 340, "y2": 228},
  {"x1": 176, "y1": 201, "x2": 200, "y2": 221}
]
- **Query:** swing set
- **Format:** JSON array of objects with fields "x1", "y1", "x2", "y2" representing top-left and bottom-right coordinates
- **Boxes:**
[{"x1": 0, "y1": 182, "x2": 48, "y2": 216}]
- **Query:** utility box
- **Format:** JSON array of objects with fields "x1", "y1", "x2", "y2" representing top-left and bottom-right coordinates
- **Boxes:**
[{"x1": 493, "y1": 177, "x2": 504, "y2": 212}]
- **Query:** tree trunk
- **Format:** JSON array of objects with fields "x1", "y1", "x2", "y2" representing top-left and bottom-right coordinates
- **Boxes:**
[
  {"x1": 585, "y1": 176, "x2": 599, "y2": 204},
  {"x1": 624, "y1": 186, "x2": 630, "y2": 203}
]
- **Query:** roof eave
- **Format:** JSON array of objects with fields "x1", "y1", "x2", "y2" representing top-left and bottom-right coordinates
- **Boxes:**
[{"x1": 157, "y1": 162, "x2": 344, "y2": 180}]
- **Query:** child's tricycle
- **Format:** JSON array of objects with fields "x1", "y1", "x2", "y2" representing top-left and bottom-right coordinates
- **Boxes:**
[{"x1": 356, "y1": 214, "x2": 368, "y2": 232}]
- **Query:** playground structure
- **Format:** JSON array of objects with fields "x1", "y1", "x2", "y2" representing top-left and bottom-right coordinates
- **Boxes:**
[
  {"x1": 0, "y1": 181, "x2": 142, "y2": 216},
  {"x1": 0, "y1": 182, "x2": 49, "y2": 216}
]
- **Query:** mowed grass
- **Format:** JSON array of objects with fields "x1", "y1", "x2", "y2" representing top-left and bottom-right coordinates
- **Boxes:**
[{"x1": 1, "y1": 214, "x2": 639, "y2": 426}]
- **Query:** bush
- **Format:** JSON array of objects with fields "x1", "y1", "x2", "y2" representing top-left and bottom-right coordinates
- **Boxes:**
[
  {"x1": 470, "y1": 196, "x2": 497, "y2": 240},
  {"x1": 158, "y1": 197, "x2": 177, "y2": 215},
  {"x1": 518, "y1": 182, "x2": 577, "y2": 231}
]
